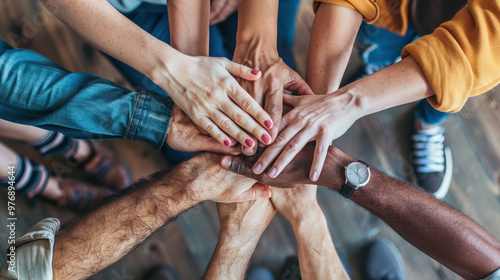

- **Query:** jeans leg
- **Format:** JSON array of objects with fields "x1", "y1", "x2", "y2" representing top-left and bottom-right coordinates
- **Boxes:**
[
  {"x1": 0, "y1": 39, "x2": 172, "y2": 150},
  {"x1": 357, "y1": 22, "x2": 418, "y2": 72},
  {"x1": 414, "y1": 100, "x2": 451, "y2": 125}
]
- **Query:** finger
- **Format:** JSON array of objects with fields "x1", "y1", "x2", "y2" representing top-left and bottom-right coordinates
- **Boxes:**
[
  {"x1": 252, "y1": 125, "x2": 301, "y2": 174},
  {"x1": 209, "y1": 110, "x2": 255, "y2": 148},
  {"x1": 309, "y1": 136, "x2": 331, "y2": 182},
  {"x1": 193, "y1": 134, "x2": 241, "y2": 155},
  {"x1": 285, "y1": 73, "x2": 315, "y2": 96},
  {"x1": 209, "y1": 0, "x2": 226, "y2": 22},
  {"x1": 197, "y1": 116, "x2": 232, "y2": 148},
  {"x1": 222, "y1": 59, "x2": 262, "y2": 81},
  {"x1": 264, "y1": 83, "x2": 284, "y2": 139},
  {"x1": 267, "y1": 131, "x2": 311, "y2": 178},
  {"x1": 282, "y1": 94, "x2": 303, "y2": 107},
  {"x1": 221, "y1": 100, "x2": 272, "y2": 145},
  {"x1": 232, "y1": 183, "x2": 272, "y2": 202},
  {"x1": 241, "y1": 138, "x2": 258, "y2": 156},
  {"x1": 221, "y1": 155, "x2": 260, "y2": 179}
]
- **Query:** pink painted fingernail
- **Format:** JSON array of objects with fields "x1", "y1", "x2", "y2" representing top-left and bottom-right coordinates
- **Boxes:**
[
  {"x1": 261, "y1": 134, "x2": 271, "y2": 144},
  {"x1": 245, "y1": 138, "x2": 255, "y2": 147},
  {"x1": 224, "y1": 140, "x2": 231, "y2": 147},
  {"x1": 251, "y1": 69, "x2": 260, "y2": 75},
  {"x1": 264, "y1": 119, "x2": 273, "y2": 129}
]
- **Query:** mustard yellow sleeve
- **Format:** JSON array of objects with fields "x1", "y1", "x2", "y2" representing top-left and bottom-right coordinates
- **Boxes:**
[
  {"x1": 313, "y1": 0, "x2": 379, "y2": 24},
  {"x1": 402, "y1": 0, "x2": 500, "y2": 113}
]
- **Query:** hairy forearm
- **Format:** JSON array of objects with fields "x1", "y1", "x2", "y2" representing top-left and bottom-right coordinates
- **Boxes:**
[
  {"x1": 205, "y1": 229, "x2": 260, "y2": 279},
  {"x1": 168, "y1": 0, "x2": 210, "y2": 56},
  {"x1": 39, "y1": 0, "x2": 179, "y2": 81},
  {"x1": 293, "y1": 207, "x2": 349, "y2": 280},
  {"x1": 343, "y1": 56, "x2": 435, "y2": 118},
  {"x1": 306, "y1": 3, "x2": 362, "y2": 94},
  {"x1": 52, "y1": 168, "x2": 199, "y2": 280}
]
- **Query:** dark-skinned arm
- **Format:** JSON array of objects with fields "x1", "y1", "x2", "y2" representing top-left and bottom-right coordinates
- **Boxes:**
[{"x1": 220, "y1": 146, "x2": 500, "y2": 279}]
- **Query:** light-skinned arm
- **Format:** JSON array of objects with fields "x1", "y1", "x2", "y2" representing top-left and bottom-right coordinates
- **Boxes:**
[
  {"x1": 39, "y1": 0, "x2": 273, "y2": 149},
  {"x1": 272, "y1": 186, "x2": 349, "y2": 280},
  {"x1": 233, "y1": 0, "x2": 314, "y2": 156},
  {"x1": 254, "y1": 56, "x2": 434, "y2": 181},
  {"x1": 306, "y1": 3, "x2": 363, "y2": 95},
  {"x1": 220, "y1": 146, "x2": 500, "y2": 280},
  {"x1": 205, "y1": 198, "x2": 276, "y2": 279},
  {"x1": 168, "y1": 0, "x2": 210, "y2": 56},
  {"x1": 51, "y1": 153, "x2": 272, "y2": 280}
]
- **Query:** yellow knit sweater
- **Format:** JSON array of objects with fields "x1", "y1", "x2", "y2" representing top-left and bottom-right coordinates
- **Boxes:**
[{"x1": 314, "y1": 0, "x2": 500, "y2": 112}]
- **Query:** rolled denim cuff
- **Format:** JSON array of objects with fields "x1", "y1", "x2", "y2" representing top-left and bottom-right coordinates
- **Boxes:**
[{"x1": 124, "y1": 90, "x2": 173, "y2": 150}]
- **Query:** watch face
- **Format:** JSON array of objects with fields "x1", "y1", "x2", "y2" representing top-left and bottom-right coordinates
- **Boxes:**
[{"x1": 346, "y1": 162, "x2": 370, "y2": 187}]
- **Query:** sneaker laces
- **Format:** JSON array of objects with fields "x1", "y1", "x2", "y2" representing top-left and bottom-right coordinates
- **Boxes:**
[{"x1": 412, "y1": 125, "x2": 445, "y2": 173}]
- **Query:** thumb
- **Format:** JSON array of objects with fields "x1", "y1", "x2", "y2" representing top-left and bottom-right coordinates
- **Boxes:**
[
  {"x1": 235, "y1": 183, "x2": 272, "y2": 202},
  {"x1": 223, "y1": 59, "x2": 262, "y2": 81}
]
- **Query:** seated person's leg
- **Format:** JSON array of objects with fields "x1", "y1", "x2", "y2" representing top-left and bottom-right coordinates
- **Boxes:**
[
  {"x1": 0, "y1": 141, "x2": 110, "y2": 210},
  {"x1": 0, "y1": 38, "x2": 172, "y2": 151},
  {"x1": 411, "y1": 100, "x2": 452, "y2": 199}
]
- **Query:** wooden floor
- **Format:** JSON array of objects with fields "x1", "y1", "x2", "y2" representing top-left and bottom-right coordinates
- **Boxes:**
[{"x1": 1, "y1": 1, "x2": 500, "y2": 279}]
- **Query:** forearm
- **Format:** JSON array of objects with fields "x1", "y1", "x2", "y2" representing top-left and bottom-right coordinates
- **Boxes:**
[
  {"x1": 205, "y1": 233, "x2": 259, "y2": 279},
  {"x1": 234, "y1": 0, "x2": 279, "y2": 60},
  {"x1": 306, "y1": 3, "x2": 362, "y2": 94},
  {"x1": 52, "y1": 167, "x2": 200, "y2": 280},
  {"x1": 341, "y1": 56, "x2": 435, "y2": 118},
  {"x1": 349, "y1": 173, "x2": 500, "y2": 279},
  {"x1": 168, "y1": 0, "x2": 210, "y2": 56},
  {"x1": 292, "y1": 207, "x2": 349, "y2": 280},
  {"x1": 0, "y1": 41, "x2": 172, "y2": 149},
  {"x1": 39, "y1": 0, "x2": 179, "y2": 80}
]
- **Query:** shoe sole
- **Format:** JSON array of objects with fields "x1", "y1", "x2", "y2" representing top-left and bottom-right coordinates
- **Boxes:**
[{"x1": 432, "y1": 147, "x2": 453, "y2": 200}]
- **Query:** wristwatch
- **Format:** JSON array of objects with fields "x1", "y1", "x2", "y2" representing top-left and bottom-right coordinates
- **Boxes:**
[{"x1": 339, "y1": 161, "x2": 371, "y2": 199}]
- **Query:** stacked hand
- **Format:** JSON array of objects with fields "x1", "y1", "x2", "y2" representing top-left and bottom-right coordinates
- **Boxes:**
[
  {"x1": 233, "y1": 46, "x2": 314, "y2": 155},
  {"x1": 155, "y1": 52, "x2": 274, "y2": 150}
]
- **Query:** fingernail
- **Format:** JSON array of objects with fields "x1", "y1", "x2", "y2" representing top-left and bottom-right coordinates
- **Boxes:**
[
  {"x1": 253, "y1": 163, "x2": 262, "y2": 173},
  {"x1": 245, "y1": 138, "x2": 255, "y2": 147},
  {"x1": 243, "y1": 146, "x2": 253, "y2": 154},
  {"x1": 251, "y1": 69, "x2": 260, "y2": 75},
  {"x1": 221, "y1": 156, "x2": 231, "y2": 168},
  {"x1": 224, "y1": 140, "x2": 231, "y2": 147},
  {"x1": 264, "y1": 119, "x2": 273, "y2": 129},
  {"x1": 261, "y1": 134, "x2": 271, "y2": 144},
  {"x1": 311, "y1": 171, "x2": 318, "y2": 182},
  {"x1": 269, "y1": 167, "x2": 277, "y2": 177}
]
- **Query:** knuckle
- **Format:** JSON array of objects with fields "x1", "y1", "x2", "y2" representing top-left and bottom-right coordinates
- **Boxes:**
[
  {"x1": 232, "y1": 110, "x2": 246, "y2": 124},
  {"x1": 287, "y1": 140, "x2": 298, "y2": 152},
  {"x1": 240, "y1": 98, "x2": 254, "y2": 111},
  {"x1": 219, "y1": 118, "x2": 231, "y2": 130},
  {"x1": 265, "y1": 103, "x2": 281, "y2": 116},
  {"x1": 272, "y1": 135, "x2": 287, "y2": 147}
]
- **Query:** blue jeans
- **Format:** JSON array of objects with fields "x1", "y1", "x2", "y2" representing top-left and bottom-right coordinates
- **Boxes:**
[
  {"x1": 356, "y1": 22, "x2": 450, "y2": 125},
  {"x1": 0, "y1": 39, "x2": 174, "y2": 150},
  {"x1": 108, "y1": 0, "x2": 300, "y2": 163}
]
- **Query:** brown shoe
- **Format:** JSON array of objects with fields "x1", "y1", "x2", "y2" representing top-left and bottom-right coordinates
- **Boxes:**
[
  {"x1": 78, "y1": 141, "x2": 132, "y2": 191},
  {"x1": 57, "y1": 178, "x2": 112, "y2": 211}
]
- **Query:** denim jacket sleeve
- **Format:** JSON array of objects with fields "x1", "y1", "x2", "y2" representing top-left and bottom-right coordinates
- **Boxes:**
[{"x1": 0, "y1": 39, "x2": 171, "y2": 150}]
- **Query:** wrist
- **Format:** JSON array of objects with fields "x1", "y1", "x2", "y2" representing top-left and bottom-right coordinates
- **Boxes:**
[
  {"x1": 218, "y1": 224, "x2": 261, "y2": 251},
  {"x1": 319, "y1": 146, "x2": 356, "y2": 192},
  {"x1": 148, "y1": 45, "x2": 188, "y2": 92},
  {"x1": 291, "y1": 207, "x2": 327, "y2": 234},
  {"x1": 233, "y1": 36, "x2": 278, "y2": 64}
]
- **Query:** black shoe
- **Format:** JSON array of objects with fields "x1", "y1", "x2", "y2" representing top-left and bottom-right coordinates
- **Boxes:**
[
  {"x1": 411, "y1": 123, "x2": 453, "y2": 199},
  {"x1": 144, "y1": 265, "x2": 179, "y2": 280},
  {"x1": 359, "y1": 239, "x2": 407, "y2": 280}
]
